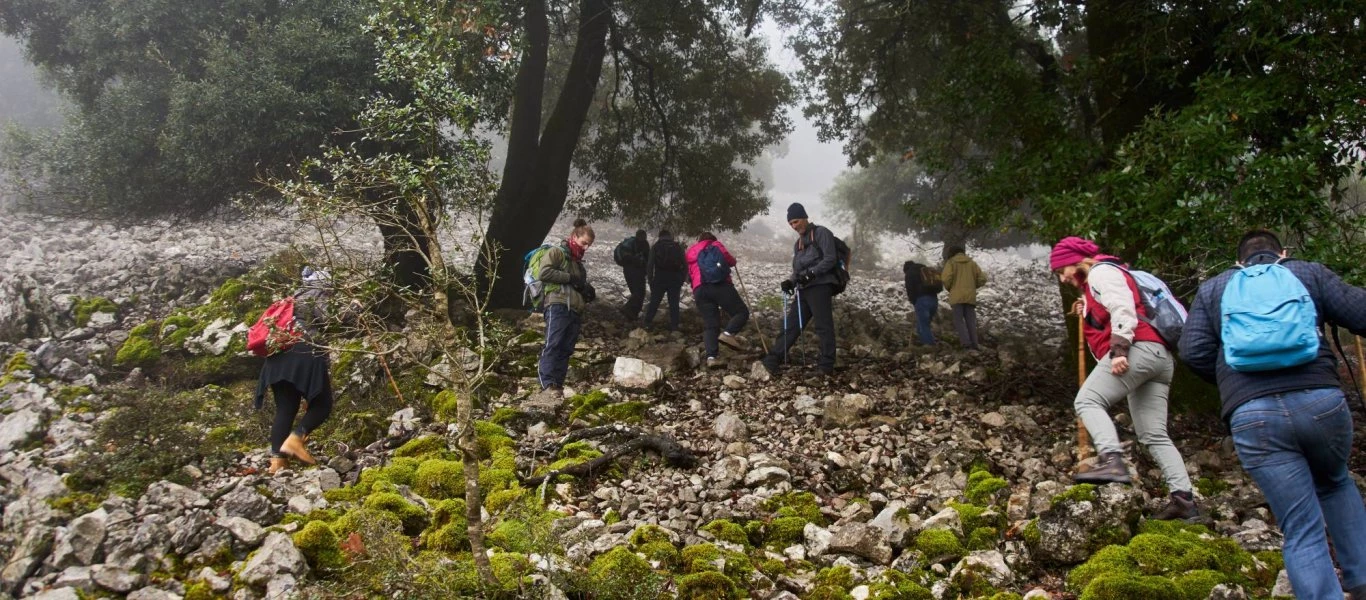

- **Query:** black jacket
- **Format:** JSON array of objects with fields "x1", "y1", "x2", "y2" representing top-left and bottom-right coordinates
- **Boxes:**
[
  {"x1": 1180, "y1": 254, "x2": 1366, "y2": 422},
  {"x1": 903, "y1": 261, "x2": 939, "y2": 300}
]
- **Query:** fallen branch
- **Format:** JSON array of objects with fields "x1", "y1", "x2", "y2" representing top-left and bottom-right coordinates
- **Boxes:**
[{"x1": 525, "y1": 425, "x2": 695, "y2": 490}]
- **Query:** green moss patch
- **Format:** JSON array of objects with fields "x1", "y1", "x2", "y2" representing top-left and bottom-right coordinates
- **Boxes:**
[
  {"x1": 761, "y1": 491, "x2": 825, "y2": 525},
  {"x1": 965, "y1": 467, "x2": 1008, "y2": 505},
  {"x1": 586, "y1": 546, "x2": 664, "y2": 600}
]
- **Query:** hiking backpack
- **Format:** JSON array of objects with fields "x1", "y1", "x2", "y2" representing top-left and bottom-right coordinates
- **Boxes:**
[
  {"x1": 1093, "y1": 260, "x2": 1188, "y2": 347},
  {"x1": 1220, "y1": 261, "x2": 1319, "y2": 372},
  {"x1": 697, "y1": 243, "x2": 731, "y2": 284},
  {"x1": 247, "y1": 297, "x2": 302, "y2": 357},
  {"x1": 805, "y1": 226, "x2": 852, "y2": 295},
  {"x1": 613, "y1": 237, "x2": 645, "y2": 268},
  {"x1": 521, "y1": 243, "x2": 561, "y2": 311},
  {"x1": 652, "y1": 239, "x2": 686, "y2": 272},
  {"x1": 920, "y1": 265, "x2": 944, "y2": 295}
]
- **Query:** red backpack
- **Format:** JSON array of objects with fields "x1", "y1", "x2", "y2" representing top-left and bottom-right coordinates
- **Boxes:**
[{"x1": 247, "y1": 297, "x2": 302, "y2": 357}]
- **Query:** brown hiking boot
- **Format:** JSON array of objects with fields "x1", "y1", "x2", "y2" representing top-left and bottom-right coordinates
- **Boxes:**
[
  {"x1": 1152, "y1": 492, "x2": 1201, "y2": 521},
  {"x1": 280, "y1": 433, "x2": 316, "y2": 465},
  {"x1": 1073, "y1": 452, "x2": 1131, "y2": 485},
  {"x1": 719, "y1": 332, "x2": 748, "y2": 351},
  {"x1": 268, "y1": 456, "x2": 289, "y2": 475}
]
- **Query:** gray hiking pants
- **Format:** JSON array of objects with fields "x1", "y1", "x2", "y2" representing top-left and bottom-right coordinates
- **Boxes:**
[{"x1": 1074, "y1": 341, "x2": 1193, "y2": 494}]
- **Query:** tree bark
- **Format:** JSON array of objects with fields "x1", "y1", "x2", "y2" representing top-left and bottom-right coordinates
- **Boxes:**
[{"x1": 479, "y1": 0, "x2": 611, "y2": 308}]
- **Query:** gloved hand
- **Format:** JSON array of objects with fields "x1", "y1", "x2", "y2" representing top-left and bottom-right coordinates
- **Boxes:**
[
  {"x1": 797, "y1": 270, "x2": 815, "y2": 284},
  {"x1": 568, "y1": 273, "x2": 586, "y2": 290},
  {"x1": 582, "y1": 283, "x2": 597, "y2": 303},
  {"x1": 780, "y1": 279, "x2": 795, "y2": 294}
]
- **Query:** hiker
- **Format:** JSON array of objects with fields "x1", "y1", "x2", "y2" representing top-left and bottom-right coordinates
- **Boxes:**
[
  {"x1": 903, "y1": 258, "x2": 944, "y2": 346},
  {"x1": 614, "y1": 229, "x2": 650, "y2": 320},
  {"x1": 1181, "y1": 230, "x2": 1366, "y2": 600},
  {"x1": 761, "y1": 203, "x2": 839, "y2": 376},
  {"x1": 253, "y1": 267, "x2": 336, "y2": 475},
  {"x1": 537, "y1": 218, "x2": 597, "y2": 394},
  {"x1": 1049, "y1": 236, "x2": 1198, "y2": 520},
  {"x1": 940, "y1": 245, "x2": 987, "y2": 350},
  {"x1": 642, "y1": 229, "x2": 686, "y2": 331},
  {"x1": 685, "y1": 232, "x2": 749, "y2": 366}
]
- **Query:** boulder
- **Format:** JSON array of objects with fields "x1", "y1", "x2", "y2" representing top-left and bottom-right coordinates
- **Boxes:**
[
  {"x1": 949, "y1": 550, "x2": 1013, "y2": 588},
  {"x1": 611, "y1": 357, "x2": 663, "y2": 389},
  {"x1": 1, "y1": 524, "x2": 55, "y2": 592},
  {"x1": 803, "y1": 523, "x2": 832, "y2": 558},
  {"x1": 743, "y1": 467, "x2": 791, "y2": 488},
  {"x1": 868, "y1": 501, "x2": 921, "y2": 549},
  {"x1": 0, "y1": 408, "x2": 44, "y2": 453},
  {"x1": 823, "y1": 394, "x2": 872, "y2": 428},
  {"x1": 1026, "y1": 484, "x2": 1144, "y2": 566},
  {"x1": 713, "y1": 412, "x2": 749, "y2": 442},
  {"x1": 826, "y1": 522, "x2": 893, "y2": 565},
  {"x1": 49, "y1": 508, "x2": 108, "y2": 568},
  {"x1": 215, "y1": 485, "x2": 278, "y2": 524},
  {"x1": 237, "y1": 532, "x2": 308, "y2": 587}
]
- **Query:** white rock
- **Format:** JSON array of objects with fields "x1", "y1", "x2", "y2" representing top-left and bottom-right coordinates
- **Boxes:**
[
  {"x1": 743, "y1": 466, "x2": 791, "y2": 487},
  {"x1": 713, "y1": 412, "x2": 749, "y2": 442},
  {"x1": 612, "y1": 357, "x2": 663, "y2": 388}
]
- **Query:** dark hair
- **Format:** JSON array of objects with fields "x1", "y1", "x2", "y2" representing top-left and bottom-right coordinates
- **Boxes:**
[
  {"x1": 658, "y1": 229, "x2": 671, "y2": 238},
  {"x1": 635, "y1": 229, "x2": 647, "y2": 244},
  {"x1": 571, "y1": 218, "x2": 594, "y2": 241},
  {"x1": 943, "y1": 245, "x2": 965, "y2": 260},
  {"x1": 1237, "y1": 230, "x2": 1282, "y2": 262},
  {"x1": 698, "y1": 232, "x2": 717, "y2": 242}
]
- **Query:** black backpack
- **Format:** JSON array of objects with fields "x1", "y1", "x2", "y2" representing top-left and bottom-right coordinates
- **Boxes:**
[
  {"x1": 806, "y1": 226, "x2": 852, "y2": 295},
  {"x1": 613, "y1": 237, "x2": 645, "y2": 267},
  {"x1": 652, "y1": 239, "x2": 685, "y2": 272}
]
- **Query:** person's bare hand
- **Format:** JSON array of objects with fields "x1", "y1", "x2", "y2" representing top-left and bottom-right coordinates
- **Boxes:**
[
  {"x1": 1071, "y1": 299, "x2": 1084, "y2": 315},
  {"x1": 1110, "y1": 356, "x2": 1129, "y2": 376}
]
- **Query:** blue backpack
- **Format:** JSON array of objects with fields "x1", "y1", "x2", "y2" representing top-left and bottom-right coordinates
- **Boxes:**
[
  {"x1": 697, "y1": 243, "x2": 730, "y2": 284},
  {"x1": 1220, "y1": 261, "x2": 1319, "y2": 372}
]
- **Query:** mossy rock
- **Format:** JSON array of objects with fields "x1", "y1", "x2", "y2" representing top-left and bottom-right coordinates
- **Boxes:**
[
  {"x1": 484, "y1": 487, "x2": 527, "y2": 514},
  {"x1": 761, "y1": 491, "x2": 825, "y2": 525},
  {"x1": 1079, "y1": 573, "x2": 1181, "y2": 600},
  {"x1": 679, "y1": 543, "x2": 754, "y2": 580},
  {"x1": 629, "y1": 524, "x2": 675, "y2": 547},
  {"x1": 412, "y1": 459, "x2": 464, "y2": 499},
  {"x1": 293, "y1": 520, "x2": 346, "y2": 572},
  {"x1": 701, "y1": 519, "x2": 750, "y2": 547},
  {"x1": 1050, "y1": 483, "x2": 1098, "y2": 507},
  {"x1": 807, "y1": 585, "x2": 855, "y2": 600},
  {"x1": 1174, "y1": 569, "x2": 1233, "y2": 600},
  {"x1": 332, "y1": 507, "x2": 404, "y2": 538},
  {"x1": 873, "y1": 569, "x2": 935, "y2": 600},
  {"x1": 638, "y1": 540, "x2": 681, "y2": 570},
  {"x1": 114, "y1": 334, "x2": 161, "y2": 368},
  {"x1": 430, "y1": 390, "x2": 461, "y2": 423},
  {"x1": 488, "y1": 551, "x2": 534, "y2": 593},
  {"x1": 675, "y1": 571, "x2": 743, "y2": 599},
  {"x1": 487, "y1": 519, "x2": 534, "y2": 554},
  {"x1": 764, "y1": 516, "x2": 808, "y2": 548},
  {"x1": 490, "y1": 446, "x2": 518, "y2": 471},
  {"x1": 586, "y1": 546, "x2": 664, "y2": 600},
  {"x1": 914, "y1": 529, "x2": 964, "y2": 563},
  {"x1": 420, "y1": 498, "x2": 469, "y2": 552},
  {"x1": 474, "y1": 421, "x2": 515, "y2": 457},
  {"x1": 478, "y1": 468, "x2": 516, "y2": 494},
  {"x1": 362, "y1": 492, "x2": 428, "y2": 535},
  {"x1": 968, "y1": 526, "x2": 1000, "y2": 551},
  {"x1": 394, "y1": 435, "x2": 454, "y2": 460},
  {"x1": 965, "y1": 468, "x2": 1009, "y2": 505},
  {"x1": 73, "y1": 296, "x2": 118, "y2": 326},
  {"x1": 813, "y1": 565, "x2": 855, "y2": 589}
]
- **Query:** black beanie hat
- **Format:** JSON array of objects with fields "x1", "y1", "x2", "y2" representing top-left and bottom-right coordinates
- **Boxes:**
[{"x1": 786, "y1": 202, "x2": 808, "y2": 220}]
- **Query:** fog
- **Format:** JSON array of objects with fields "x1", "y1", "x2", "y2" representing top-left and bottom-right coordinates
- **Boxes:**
[{"x1": 0, "y1": 35, "x2": 61, "y2": 129}]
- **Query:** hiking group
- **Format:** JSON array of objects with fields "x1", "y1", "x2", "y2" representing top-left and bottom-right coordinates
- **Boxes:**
[
  {"x1": 251, "y1": 204, "x2": 1366, "y2": 600},
  {"x1": 1052, "y1": 231, "x2": 1366, "y2": 600}
]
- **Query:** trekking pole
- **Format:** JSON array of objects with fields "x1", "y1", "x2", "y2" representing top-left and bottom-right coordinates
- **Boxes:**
[
  {"x1": 732, "y1": 266, "x2": 770, "y2": 355},
  {"x1": 782, "y1": 293, "x2": 789, "y2": 364},
  {"x1": 1356, "y1": 337, "x2": 1365, "y2": 399},
  {"x1": 796, "y1": 287, "x2": 806, "y2": 365},
  {"x1": 1076, "y1": 310, "x2": 1092, "y2": 462}
]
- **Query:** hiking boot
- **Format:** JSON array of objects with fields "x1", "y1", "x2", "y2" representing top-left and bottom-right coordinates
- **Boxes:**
[
  {"x1": 1152, "y1": 492, "x2": 1201, "y2": 521},
  {"x1": 760, "y1": 356, "x2": 780, "y2": 375},
  {"x1": 280, "y1": 433, "x2": 317, "y2": 465},
  {"x1": 1073, "y1": 452, "x2": 1131, "y2": 485},
  {"x1": 719, "y1": 332, "x2": 748, "y2": 351},
  {"x1": 706, "y1": 356, "x2": 724, "y2": 369},
  {"x1": 268, "y1": 456, "x2": 288, "y2": 475}
]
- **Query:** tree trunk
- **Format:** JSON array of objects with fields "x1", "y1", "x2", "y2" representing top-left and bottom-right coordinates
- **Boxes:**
[
  {"x1": 478, "y1": 0, "x2": 611, "y2": 308},
  {"x1": 376, "y1": 193, "x2": 433, "y2": 293}
]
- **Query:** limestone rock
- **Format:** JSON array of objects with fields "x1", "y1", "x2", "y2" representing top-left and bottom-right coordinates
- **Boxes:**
[
  {"x1": 823, "y1": 394, "x2": 872, "y2": 428},
  {"x1": 49, "y1": 508, "x2": 108, "y2": 568},
  {"x1": 612, "y1": 357, "x2": 663, "y2": 389},
  {"x1": 826, "y1": 522, "x2": 893, "y2": 565},
  {"x1": 713, "y1": 412, "x2": 749, "y2": 442},
  {"x1": 1027, "y1": 484, "x2": 1144, "y2": 566},
  {"x1": 868, "y1": 501, "x2": 921, "y2": 549},
  {"x1": 237, "y1": 532, "x2": 308, "y2": 586},
  {"x1": 949, "y1": 550, "x2": 1013, "y2": 588}
]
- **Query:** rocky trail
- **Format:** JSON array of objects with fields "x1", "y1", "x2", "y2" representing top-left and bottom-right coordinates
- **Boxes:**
[{"x1": 0, "y1": 213, "x2": 1357, "y2": 599}]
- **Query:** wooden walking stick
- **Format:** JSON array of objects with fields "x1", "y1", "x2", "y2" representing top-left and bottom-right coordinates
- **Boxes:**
[
  {"x1": 733, "y1": 266, "x2": 770, "y2": 355},
  {"x1": 1356, "y1": 337, "x2": 1365, "y2": 399},
  {"x1": 1076, "y1": 309, "x2": 1093, "y2": 462}
]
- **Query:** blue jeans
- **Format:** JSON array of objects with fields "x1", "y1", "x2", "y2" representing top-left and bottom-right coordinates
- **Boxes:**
[
  {"x1": 913, "y1": 295, "x2": 938, "y2": 345},
  {"x1": 538, "y1": 303, "x2": 582, "y2": 389},
  {"x1": 1230, "y1": 388, "x2": 1366, "y2": 599}
]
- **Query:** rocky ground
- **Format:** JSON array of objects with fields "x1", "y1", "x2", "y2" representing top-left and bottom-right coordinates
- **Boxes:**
[{"x1": 0, "y1": 211, "x2": 1360, "y2": 599}]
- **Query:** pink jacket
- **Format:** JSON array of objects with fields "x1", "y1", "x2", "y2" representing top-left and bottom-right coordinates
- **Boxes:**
[{"x1": 685, "y1": 240, "x2": 736, "y2": 288}]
